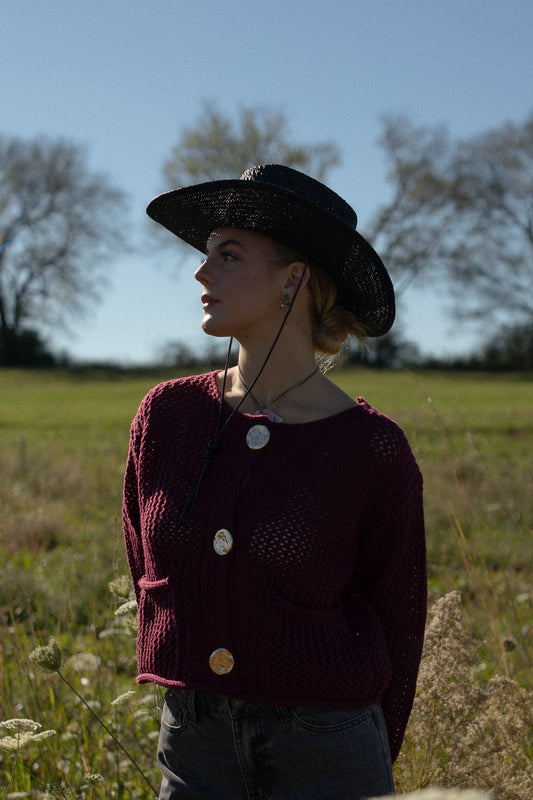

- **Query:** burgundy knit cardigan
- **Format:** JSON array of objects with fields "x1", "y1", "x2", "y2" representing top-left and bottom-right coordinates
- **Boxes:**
[{"x1": 122, "y1": 371, "x2": 426, "y2": 761}]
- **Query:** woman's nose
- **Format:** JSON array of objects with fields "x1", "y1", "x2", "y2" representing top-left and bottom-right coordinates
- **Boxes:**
[{"x1": 194, "y1": 258, "x2": 211, "y2": 284}]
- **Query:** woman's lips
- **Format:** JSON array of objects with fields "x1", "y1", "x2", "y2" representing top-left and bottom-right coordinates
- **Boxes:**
[{"x1": 201, "y1": 294, "x2": 219, "y2": 310}]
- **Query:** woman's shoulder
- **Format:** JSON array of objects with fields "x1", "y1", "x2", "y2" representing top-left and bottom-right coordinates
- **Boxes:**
[
  {"x1": 349, "y1": 398, "x2": 417, "y2": 465},
  {"x1": 354, "y1": 397, "x2": 402, "y2": 431},
  {"x1": 136, "y1": 371, "x2": 218, "y2": 416}
]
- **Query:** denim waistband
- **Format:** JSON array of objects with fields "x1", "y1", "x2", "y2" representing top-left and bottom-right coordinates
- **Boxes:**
[{"x1": 166, "y1": 688, "x2": 291, "y2": 722}]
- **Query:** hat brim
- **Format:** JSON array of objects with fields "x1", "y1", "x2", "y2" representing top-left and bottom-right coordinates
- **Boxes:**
[{"x1": 147, "y1": 179, "x2": 395, "y2": 336}]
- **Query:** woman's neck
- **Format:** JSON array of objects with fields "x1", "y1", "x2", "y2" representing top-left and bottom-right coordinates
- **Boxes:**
[
  {"x1": 235, "y1": 334, "x2": 317, "y2": 407},
  {"x1": 216, "y1": 345, "x2": 356, "y2": 424}
]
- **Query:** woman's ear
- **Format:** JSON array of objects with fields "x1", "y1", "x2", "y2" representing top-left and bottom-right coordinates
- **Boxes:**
[{"x1": 282, "y1": 260, "x2": 310, "y2": 301}]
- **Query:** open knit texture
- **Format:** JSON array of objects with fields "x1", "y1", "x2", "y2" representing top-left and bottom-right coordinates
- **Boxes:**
[{"x1": 122, "y1": 371, "x2": 426, "y2": 762}]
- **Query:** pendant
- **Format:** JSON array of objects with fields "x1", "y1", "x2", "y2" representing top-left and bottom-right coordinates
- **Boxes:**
[{"x1": 246, "y1": 424, "x2": 271, "y2": 450}]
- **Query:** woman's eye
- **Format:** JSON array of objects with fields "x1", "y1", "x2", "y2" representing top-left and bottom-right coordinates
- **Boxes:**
[{"x1": 221, "y1": 251, "x2": 236, "y2": 262}]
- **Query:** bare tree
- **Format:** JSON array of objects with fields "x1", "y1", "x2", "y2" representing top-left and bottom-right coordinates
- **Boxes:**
[
  {"x1": 447, "y1": 116, "x2": 533, "y2": 321},
  {"x1": 0, "y1": 135, "x2": 127, "y2": 364},
  {"x1": 162, "y1": 103, "x2": 340, "y2": 188},
  {"x1": 368, "y1": 113, "x2": 533, "y2": 325},
  {"x1": 365, "y1": 115, "x2": 454, "y2": 295}
]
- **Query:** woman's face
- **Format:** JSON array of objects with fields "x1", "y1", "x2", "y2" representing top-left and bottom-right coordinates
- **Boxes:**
[{"x1": 194, "y1": 227, "x2": 290, "y2": 341}]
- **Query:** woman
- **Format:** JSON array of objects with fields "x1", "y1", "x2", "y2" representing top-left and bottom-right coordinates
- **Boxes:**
[{"x1": 123, "y1": 164, "x2": 426, "y2": 799}]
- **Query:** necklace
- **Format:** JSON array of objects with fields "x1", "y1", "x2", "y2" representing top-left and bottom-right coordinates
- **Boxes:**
[{"x1": 238, "y1": 364, "x2": 319, "y2": 423}]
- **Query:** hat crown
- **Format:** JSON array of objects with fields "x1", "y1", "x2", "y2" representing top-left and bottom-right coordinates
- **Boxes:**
[{"x1": 240, "y1": 164, "x2": 358, "y2": 230}]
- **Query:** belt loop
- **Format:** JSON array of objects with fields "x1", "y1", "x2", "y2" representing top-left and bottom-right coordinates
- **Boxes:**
[{"x1": 186, "y1": 689, "x2": 197, "y2": 723}]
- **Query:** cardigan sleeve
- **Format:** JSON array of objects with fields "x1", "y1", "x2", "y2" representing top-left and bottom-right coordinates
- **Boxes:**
[
  {"x1": 355, "y1": 424, "x2": 427, "y2": 762},
  {"x1": 122, "y1": 408, "x2": 145, "y2": 602}
]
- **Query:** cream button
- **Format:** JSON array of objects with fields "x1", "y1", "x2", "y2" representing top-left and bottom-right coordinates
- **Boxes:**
[
  {"x1": 209, "y1": 648, "x2": 235, "y2": 675},
  {"x1": 213, "y1": 528, "x2": 233, "y2": 555},
  {"x1": 246, "y1": 424, "x2": 270, "y2": 450}
]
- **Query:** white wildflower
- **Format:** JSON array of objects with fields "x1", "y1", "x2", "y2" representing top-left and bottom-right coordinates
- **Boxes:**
[
  {"x1": 114, "y1": 599, "x2": 137, "y2": 617},
  {"x1": 83, "y1": 772, "x2": 105, "y2": 784},
  {"x1": 0, "y1": 735, "x2": 25, "y2": 751},
  {"x1": 79, "y1": 699, "x2": 102, "y2": 712},
  {"x1": 1, "y1": 719, "x2": 41, "y2": 732},
  {"x1": 29, "y1": 638, "x2": 62, "y2": 671},
  {"x1": 110, "y1": 690, "x2": 136, "y2": 706},
  {"x1": 68, "y1": 652, "x2": 101, "y2": 673},
  {"x1": 31, "y1": 729, "x2": 56, "y2": 741},
  {"x1": 0, "y1": 727, "x2": 56, "y2": 751},
  {"x1": 109, "y1": 574, "x2": 133, "y2": 599},
  {"x1": 98, "y1": 626, "x2": 132, "y2": 638}
]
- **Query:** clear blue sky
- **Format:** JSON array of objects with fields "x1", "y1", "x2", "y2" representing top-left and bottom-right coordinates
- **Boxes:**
[{"x1": 3, "y1": 0, "x2": 532, "y2": 364}]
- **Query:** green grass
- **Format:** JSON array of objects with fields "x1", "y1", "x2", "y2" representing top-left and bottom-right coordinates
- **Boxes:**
[{"x1": 1, "y1": 366, "x2": 532, "y2": 797}]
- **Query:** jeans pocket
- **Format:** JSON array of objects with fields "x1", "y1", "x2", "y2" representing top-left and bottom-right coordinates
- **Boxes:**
[
  {"x1": 161, "y1": 690, "x2": 189, "y2": 733},
  {"x1": 290, "y1": 704, "x2": 372, "y2": 733}
]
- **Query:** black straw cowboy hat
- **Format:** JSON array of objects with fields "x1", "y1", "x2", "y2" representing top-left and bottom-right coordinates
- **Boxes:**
[{"x1": 146, "y1": 164, "x2": 395, "y2": 336}]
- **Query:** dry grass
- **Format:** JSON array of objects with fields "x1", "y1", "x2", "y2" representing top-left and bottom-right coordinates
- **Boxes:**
[{"x1": 394, "y1": 592, "x2": 533, "y2": 798}]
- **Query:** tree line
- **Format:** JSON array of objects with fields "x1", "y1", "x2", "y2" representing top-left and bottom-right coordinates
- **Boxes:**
[{"x1": 1, "y1": 106, "x2": 532, "y2": 368}]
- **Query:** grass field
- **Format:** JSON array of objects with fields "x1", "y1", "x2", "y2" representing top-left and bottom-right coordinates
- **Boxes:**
[{"x1": 1, "y1": 366, "x2": 532, "y2": 798}]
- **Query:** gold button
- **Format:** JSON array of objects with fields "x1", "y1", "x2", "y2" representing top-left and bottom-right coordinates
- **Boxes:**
[
  {"x1": 209, "y1": 648, "x2": 234, "y2": 675},
  {"x1": 246, "y1": 424, "x2": 270, "y2": 450},
  {"x1": 213, "y1": 528, "x2": 233, "y2": 555}
]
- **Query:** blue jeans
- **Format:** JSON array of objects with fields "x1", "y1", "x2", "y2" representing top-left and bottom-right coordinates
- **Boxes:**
[{"x1": 157, "y1": 689, "x2": 395, "y2": 799}]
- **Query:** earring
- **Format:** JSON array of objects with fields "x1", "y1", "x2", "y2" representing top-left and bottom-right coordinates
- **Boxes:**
[{"x1": 280, "y1": 294, "x2": 292, "y2": 309}]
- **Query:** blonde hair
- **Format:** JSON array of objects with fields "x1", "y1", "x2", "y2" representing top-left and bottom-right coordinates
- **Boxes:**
[
  {"x1": 307, "y1": 264, "x2": 367, "y2": 355},
  {"x1": 272, "y1": 241, "x2": 367, "y2": 356}
]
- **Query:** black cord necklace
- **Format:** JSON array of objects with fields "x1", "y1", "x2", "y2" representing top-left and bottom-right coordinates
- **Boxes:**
[
  {"x1": 180, "y1": 257, "x2": 309, "y2": 523},
  {"x1": 237, "y1": 364, "x2": 318, "y2": 422}
]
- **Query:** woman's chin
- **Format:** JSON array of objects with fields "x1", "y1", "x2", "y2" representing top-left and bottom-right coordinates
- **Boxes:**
[{"x1": 201, "y1": 317, "x2": 231, "y2": 338}]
